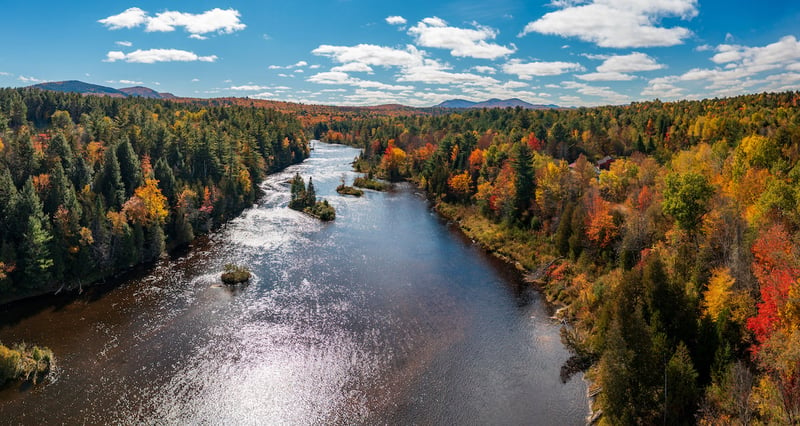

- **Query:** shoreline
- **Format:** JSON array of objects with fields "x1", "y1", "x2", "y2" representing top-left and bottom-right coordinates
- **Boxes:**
[{"x1": 0, "y1": 159, "x2": 305, "y2": 309}]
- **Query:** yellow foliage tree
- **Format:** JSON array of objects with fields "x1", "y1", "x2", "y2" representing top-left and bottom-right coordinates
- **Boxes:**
[
  {"x1": 703, "y1": 267, "x2": 735, "y2": 320},
  {"x1": 124, "y1": 178, "x2": 168, "y2": 226}
]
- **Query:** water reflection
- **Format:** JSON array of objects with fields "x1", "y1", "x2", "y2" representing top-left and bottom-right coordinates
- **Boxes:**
[{"x1": 0, "y1": 142, "x2": 586, "y2": 424}]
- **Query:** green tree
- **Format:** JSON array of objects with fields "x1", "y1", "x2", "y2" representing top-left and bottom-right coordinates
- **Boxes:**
[
  {"x1": 20, "y1": 215, "x2": 54, "y2": 289},
  {"x1": 99, "y1": 146, "x2": 125, "y2": 210},
  {"x1": 662, "y1": 172, "x2": 714, "y2": 230},
  {"x1": 512, "y1": 143, "x2": 535, "y2": 223}
]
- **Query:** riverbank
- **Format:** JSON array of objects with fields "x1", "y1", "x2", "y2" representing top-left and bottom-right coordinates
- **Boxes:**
[{"x1": 0, "y1": 159, "x2": 306, "y2": 308}]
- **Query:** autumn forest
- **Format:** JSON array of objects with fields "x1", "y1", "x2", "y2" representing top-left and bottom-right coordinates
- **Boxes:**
[{"x1": 1, "y1": 88, "x2": 800, "y2": 424}]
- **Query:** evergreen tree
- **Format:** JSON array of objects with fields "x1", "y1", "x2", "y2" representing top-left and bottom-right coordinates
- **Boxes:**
[
  {"x1": 0, "y1": 168, "x2": 19, "y2": 238},
  {"x1": 153, "y1": 158, "x2": 177, "y2": 205},
  {"x1": 512, "y1": 143, "x2": 535, "y2": 223},
  {"x1": 305, "y1": 177, "x2": 317, "y2": 207},
  {"x1": 99, "y1": 146, "x2": 125, "y2": 210},
  {"x1": 47, "y1": 132, "x2": 73, "y2": 172},
  {"x1": 20, "y1": 215, "x2": 54, "y2": 289},
  {"x1": 116, "y1": 137, "x2": 142, "y2": 198}
]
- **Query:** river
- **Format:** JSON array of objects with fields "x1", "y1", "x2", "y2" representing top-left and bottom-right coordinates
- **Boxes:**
[{"x1": 0, "y1": 142, "x2": 587, "y2": 424}]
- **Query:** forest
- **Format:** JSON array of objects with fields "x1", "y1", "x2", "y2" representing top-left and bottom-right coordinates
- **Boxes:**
[
  {"x1": 315, "y1": 92, "x2": 800, "y2": 425},
  {"x1": 0, "y1": 88, "x2": 307, "y2": 301},
  {"x1": 2, "y1": 85, "x2": 799, "y2": 424}
]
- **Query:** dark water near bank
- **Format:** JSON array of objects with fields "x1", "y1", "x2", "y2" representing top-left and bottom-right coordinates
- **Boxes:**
[{"x1": 0, "y1": 142, "x2": 587, "y2": 424}]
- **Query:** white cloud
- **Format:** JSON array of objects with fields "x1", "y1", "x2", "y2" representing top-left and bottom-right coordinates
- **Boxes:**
[
  {"x1": 278, "y1": 73, "x2": 294, "y2": 78},
  {"x1": 399, "y1": 60, "x2": 500, "y2": 85},
  {"x1": 99, "y1": 7, "x2": 147, "y2": 30},
  {"x1": 331, "y1": 63, "x2": 374, "y2": 73},
  {"x1": 106, "y1": 79, "x2": 144, "y2": 85},
  {"x1": 312, "y1": 44, "x2": 424, "y2": 68},
  {"x1": 711, "y1": 36, "x2": 800, "y2": 71},
  {"x1": 294, "y1": 61, "x2": 308, "y2": 67},
  {"x1": 294, "y1": 69, "x2": 304, "y2": 73},
  {"x1": 192, "y1": 78, "x2": 200, "y2": 82},
  {"x1": 408, "y1": 17, "x2": 515, "y2": 59},
  {"x1": 308, "y1": 71, "x2": 413, "y2": 91},
  {"x1": 562, "y1": 80, "x2": 629, "y2": 103},
  {"x1": 386, "y1": 16, "x2": 407, "y2": 25},
  {"x1": 99, "y1": 8, "x2": 245, "y2": 38},
  {"x1": 0, "y1": 72, "x2": 11, "y2": 76},
  {"x1": 596, "y1": 52, "x2": 664, "y2": 72},
  {"x1": 641, "y1": 76, "x2": 684, "y2": 99},
  {"x1": 251, "y1": 92, "x2": 276, "y2": 99},
  {"x1": 502, "y1": 59, "x2": 585, "y2": 79},
  {"x1": 576, "y1": 72, "x2": 635, "y2": 81},
  {"x1": 116, "y1": 41, "x2": 133, "y2": 47},
  {"x1": 18, "y1": 76, "x2": 42, "y2": 83},
  {"x1": 520, "y1": 0, "x2": 697, "y2": 48},
  {"x1": 189, "y1": 34, "x2": 208, "y2": 40},
  {"x1": 228, "y1": 85, "x2": 270, "y2": 91},
  {"x1": 105, "y1": 49, "x2": 218, "y2": 64},
  {"x1": 472, "y1": 65, "x2": 496, "y2": 74},
  {"x1": 309, "y1": 64, "x2": 321, "y2": 69}
]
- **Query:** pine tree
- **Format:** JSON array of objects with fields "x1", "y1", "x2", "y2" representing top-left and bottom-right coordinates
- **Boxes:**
[
  {"x1": 512, "y1": 143, "x2": 534, "y2": 223},
  {"x1": 99, "y1": 146, "x2": 125, "y2": 210},
  {"x1": 20, "y1": 215, "x2": 54, "y2": 289},
  {"x1": 305, "y1": 177, "x2": 317, "y2": 207},
  {"x1": 116, "y1": 137, "x2": 142, "y2": 198}
]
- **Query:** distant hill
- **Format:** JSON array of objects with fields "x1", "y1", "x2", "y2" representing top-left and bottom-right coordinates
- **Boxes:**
[
  {"x1": 437, "y1": 99, "x2": 479, "y2": 109},
  {"x1": 119, "y1": 86, "x2": 174, "y2": 99},
  {"x1": 435, "y1": 98, "x2": 559, "y2": 109},
  {"x1": 29, "y1": 80, "x2": 176, "y2": 100},
  {"x1": 30, "y1": 80, "x2": 129, "y2": 98}
]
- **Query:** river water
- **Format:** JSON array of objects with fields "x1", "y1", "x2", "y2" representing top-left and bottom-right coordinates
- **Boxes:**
[{"x1": 0, "y1": 142, "x2": 587, "y2": 424}]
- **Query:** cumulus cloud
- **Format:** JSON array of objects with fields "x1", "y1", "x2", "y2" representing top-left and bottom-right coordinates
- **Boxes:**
[
  {"x1": 577, "y1": 72, "x2": 636, "y2": 81},
  {"x1": 268, "y1": 60, "x2": 313, "y2": 70},
  {"x1": 331, "y1": 63, "x2": 374, "y2": 73},
  {"x1": 99, "y1": 7, "x2": 245, "y2": 38},
  {"x1": 228, "y1": 85, "x2": 270, "y2": 91},
  {"x1": 641, "y1": 76, "x2": 684, "y2": 99},
  {"x1": 18, "y1": 76, "x2": 42, "y2": 83},
  {"x1": 312, "y1": 44, "x2": 424, "y2": 68},
  {"x1": 502, "y1": 59, "x2": 585, "y2": 79},
  {"x1": 562, "y1": 80, "x2": 629, "y2": 103},
  {"x1": 520, "y1": 0, "x2": 698, "y2": 48},
  {"x1": 639, "y1": 35, "x2": 800, "y2": 99},
  {"x1": 711, "y1": 36, "x2": 800, "y2": 71},
  {"x1": 472, "y1": 65, "x2": 497, "y2": 74},
  {"x1": 399, "y1": 60, "x2": 501, "y2": 85},
  {"x1": 99, "y1": 7, "x2": 148, "y2": 30},
  {"x1": 115, "y1": 41, "x2": 133, "y2": 47},
  {"x1": 597, "y1": 52, "x2": 664, "y2": 73},
  {"x1": 106, "y1": 79, "x2": 144, "y2": 85},
  {"x1": 577, "y1": 52, "x2": 663, "y2": 80},
  {"x1": 307, "y1": 71, "x2": 413, "y2": 91},
  {"x1": 105, "y1": 49, "x2": 218, "y2": 64},
  {"x1": 386, "y1": 16, "x2": 407, "y2": 25},
  {"x1": 408, "y1": 17, "x2": 515, "y2": 59}
]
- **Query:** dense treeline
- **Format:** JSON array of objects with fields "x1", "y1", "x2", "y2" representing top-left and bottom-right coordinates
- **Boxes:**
[
  {"x1": 319, "y1": 92, "x2": 800, "y2": 424},
  {"x1": 0, "y1": 88, "x2": 307, "y2": 299}
]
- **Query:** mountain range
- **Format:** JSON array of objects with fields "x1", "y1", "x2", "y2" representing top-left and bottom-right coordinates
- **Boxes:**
[
  {"x1": 25, "y1": 80, "x2": 558, "y2": 109},
  {"x1": 435, "y1": 98, "x2": 560, "y2": 109},
  {"x1": 29, "y1": 80, "x2": 176, "y2": 100}
]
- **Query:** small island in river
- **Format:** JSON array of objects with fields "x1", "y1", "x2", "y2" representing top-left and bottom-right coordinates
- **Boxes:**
[
  {"x1": 221, "y1": 264, "x2": 251, "y2": 285},
  {"x1": 289, "y1": 173, "x2": 336, "y2": 221},
  {"x1": 0, "y1": 343, "x2": 53, "y2": 386}
]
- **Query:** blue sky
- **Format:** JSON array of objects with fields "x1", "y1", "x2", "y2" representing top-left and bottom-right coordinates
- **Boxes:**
[{"x1": 1, "y1": 0, "x2": 799, "y2": 107}]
